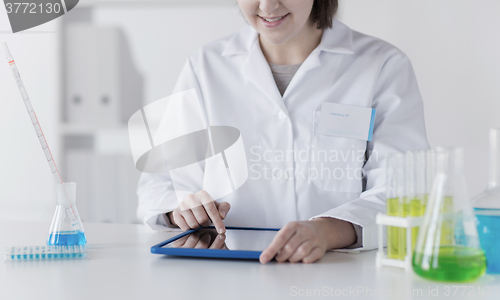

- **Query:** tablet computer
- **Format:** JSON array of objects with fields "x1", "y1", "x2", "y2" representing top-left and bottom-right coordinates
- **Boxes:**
[{"x1": 151, "y1": 226, "x2": 280, "y2": 260}]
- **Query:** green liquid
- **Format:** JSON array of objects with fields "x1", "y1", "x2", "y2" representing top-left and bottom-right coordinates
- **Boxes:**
[
  {"x1": 398, "y1": 199, "x2": 410, "y2": 259},
  {"x1": 387, "y1": 197, "x2": 400, "y2": 259},
  {"x1": 413, "y1": 246, "x2": 486, "y2": 282},
  {"x1": 387, "y1": 196, "x2": 428, "y2": 259},
  {"x1": 440, "y1": 196, "x2": 455, "y2": 246},
  {"x1": 409, "y1": 198, "x2": 425, "y2": 252}
]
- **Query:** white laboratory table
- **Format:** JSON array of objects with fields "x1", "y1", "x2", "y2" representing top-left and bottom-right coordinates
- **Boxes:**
[{"x1": 1, "y1": 221, "x2": 499, "y2": 300}]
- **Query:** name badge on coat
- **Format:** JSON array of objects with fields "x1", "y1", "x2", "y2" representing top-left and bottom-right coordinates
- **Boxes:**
[{"x1": 317, "y1": 102, "x2": 376, "y2": 141}]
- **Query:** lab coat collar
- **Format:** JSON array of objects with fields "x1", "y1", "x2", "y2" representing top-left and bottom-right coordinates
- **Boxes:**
[
  {"x1": 319, "y1": 19, "x2": 354, "y2": 55},
  {"x1": 241, "y1": 37, "x2": 286, "y2": 112},
  {"x1": 225, "y1": 19, "x2": 354, "y2": 111},
  {"x1": 221, "y1": 18, "x2": 354, "y2": 57},
  {"x1": 221, "y1": 26, "x2": 258, "y2": 57}
]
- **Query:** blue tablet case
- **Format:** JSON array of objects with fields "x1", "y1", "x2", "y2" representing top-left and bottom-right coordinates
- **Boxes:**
[{"x1": 151, "y1": 226, "x2": 280, "y2": 260}]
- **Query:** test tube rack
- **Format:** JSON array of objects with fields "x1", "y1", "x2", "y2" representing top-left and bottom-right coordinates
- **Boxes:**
[
  {"x1": 4, "y1": 245, "x2": 88, "y2": 262},
  {"x1": 375, "y1": 213, "x2": 423, "y2": 271}
]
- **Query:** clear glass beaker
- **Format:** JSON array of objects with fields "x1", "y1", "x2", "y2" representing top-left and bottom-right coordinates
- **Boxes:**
[
  {"x1": 47, "y1": 182, "x2": 87, "y2": 246},
  {"x1": 473, "y1": 128, "x2": 500, "y2": 274},
  {"x1": 413, "y1": 147, "x2": 486, "y2": 282}
]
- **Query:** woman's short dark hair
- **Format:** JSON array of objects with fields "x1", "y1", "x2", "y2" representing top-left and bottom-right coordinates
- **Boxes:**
[{"x1": 310, "y1": 0, "x2": 338, "y2": 30}]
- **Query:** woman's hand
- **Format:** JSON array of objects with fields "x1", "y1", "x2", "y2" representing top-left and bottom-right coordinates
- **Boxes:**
[
  {"x1": 172, "y1": 229, "x2": 228, "y2": 250},
  {"x1": 259, "y1": 218, "x2": 357, "y2": 264},
  {"x1": 167, "y1": 190, "x2": 231, "y2": 234}
]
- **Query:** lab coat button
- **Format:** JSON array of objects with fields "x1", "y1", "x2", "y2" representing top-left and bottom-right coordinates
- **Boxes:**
[{"x1": 278, "y1": 111, "x2": 287, "y2": 119}]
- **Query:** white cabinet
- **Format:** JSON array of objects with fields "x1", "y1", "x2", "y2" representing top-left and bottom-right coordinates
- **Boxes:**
[{"x1": 65, "y1": 25, "x2": 143, "y2": 126}]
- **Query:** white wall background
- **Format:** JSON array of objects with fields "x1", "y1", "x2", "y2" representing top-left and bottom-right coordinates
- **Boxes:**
[{"x1": 0, "y1": 0, "x2": 499, "y2": 222}]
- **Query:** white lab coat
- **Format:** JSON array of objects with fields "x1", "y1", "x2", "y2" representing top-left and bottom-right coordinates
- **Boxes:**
[{"x1": 137, "y1": 19, "x2": 430, "y2": 251}]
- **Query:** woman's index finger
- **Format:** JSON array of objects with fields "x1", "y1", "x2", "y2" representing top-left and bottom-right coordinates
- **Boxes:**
[{"x1": 203, "y1": 201, "x2": 226, "y2": 234}]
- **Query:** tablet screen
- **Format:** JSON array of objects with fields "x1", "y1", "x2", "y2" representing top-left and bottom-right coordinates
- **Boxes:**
[{"x1": 162, "y1": 228, "x2": 279, "y2": 252}]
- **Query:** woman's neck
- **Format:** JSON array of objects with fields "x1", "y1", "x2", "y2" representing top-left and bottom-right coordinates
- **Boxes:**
[{"x1": 259, "y1": 19, "x2": 323, "y2": 65}]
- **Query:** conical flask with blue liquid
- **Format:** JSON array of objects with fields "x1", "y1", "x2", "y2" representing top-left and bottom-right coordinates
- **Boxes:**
[{"x1": 47, "y1": 182, "x2": 87, "y2": 245}]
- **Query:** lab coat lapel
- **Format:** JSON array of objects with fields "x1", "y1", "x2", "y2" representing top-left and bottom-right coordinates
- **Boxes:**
[
  {"x1": 283, "y1": 48, "x2": 321, "y2": 98},
  {"x1": 241, "y1": 40, "x2": 288, "y2": 113}
]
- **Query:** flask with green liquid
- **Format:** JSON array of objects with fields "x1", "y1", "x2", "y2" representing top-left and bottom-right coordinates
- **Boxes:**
[{"x1": 413, "y1": 147, "x2": 486, "y2": 282}]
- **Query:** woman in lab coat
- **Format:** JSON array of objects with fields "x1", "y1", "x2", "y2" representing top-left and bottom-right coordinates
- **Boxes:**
[{"x1": 137, "y1": 0, "x2": 429, "y2": 263}]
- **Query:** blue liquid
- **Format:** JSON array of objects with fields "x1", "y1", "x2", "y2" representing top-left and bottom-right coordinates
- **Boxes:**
[
  {"x1": 475, "y1": 209, "x2": 500, "y2": 274},
  {"x1": 47, "y1": 231, "x2": 87, "y2": 246}
]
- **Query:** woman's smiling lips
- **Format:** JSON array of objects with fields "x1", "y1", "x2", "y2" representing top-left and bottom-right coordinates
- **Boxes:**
[{"x1": 258, "y1": 13, "x2": 290, "y2": 28}]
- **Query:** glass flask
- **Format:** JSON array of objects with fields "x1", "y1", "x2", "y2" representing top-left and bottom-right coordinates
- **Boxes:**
[
  {"x1": 472, "y1": 128, "x2": 500, "y2": 274},
  {"x1": 47, "y1": 182, "x2": 87, "y2": 246},
  {"x1": 413, "y1": 147, "x2": 486, "y2": 282}
]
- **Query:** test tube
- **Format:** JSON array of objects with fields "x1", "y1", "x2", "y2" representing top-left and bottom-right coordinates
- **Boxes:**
[
  {"x1": 410, "y1": 151, "x2": 427, "y2": 251},
  {"x1": 397, "y1": 152, "x2": 415, "y2": 259},
  {"x1": 426, "y1": 150, "x2": 437, "y2": 206},
  {"x1": 386, "y1": 153, "x2": 404, "y2": 259}
]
